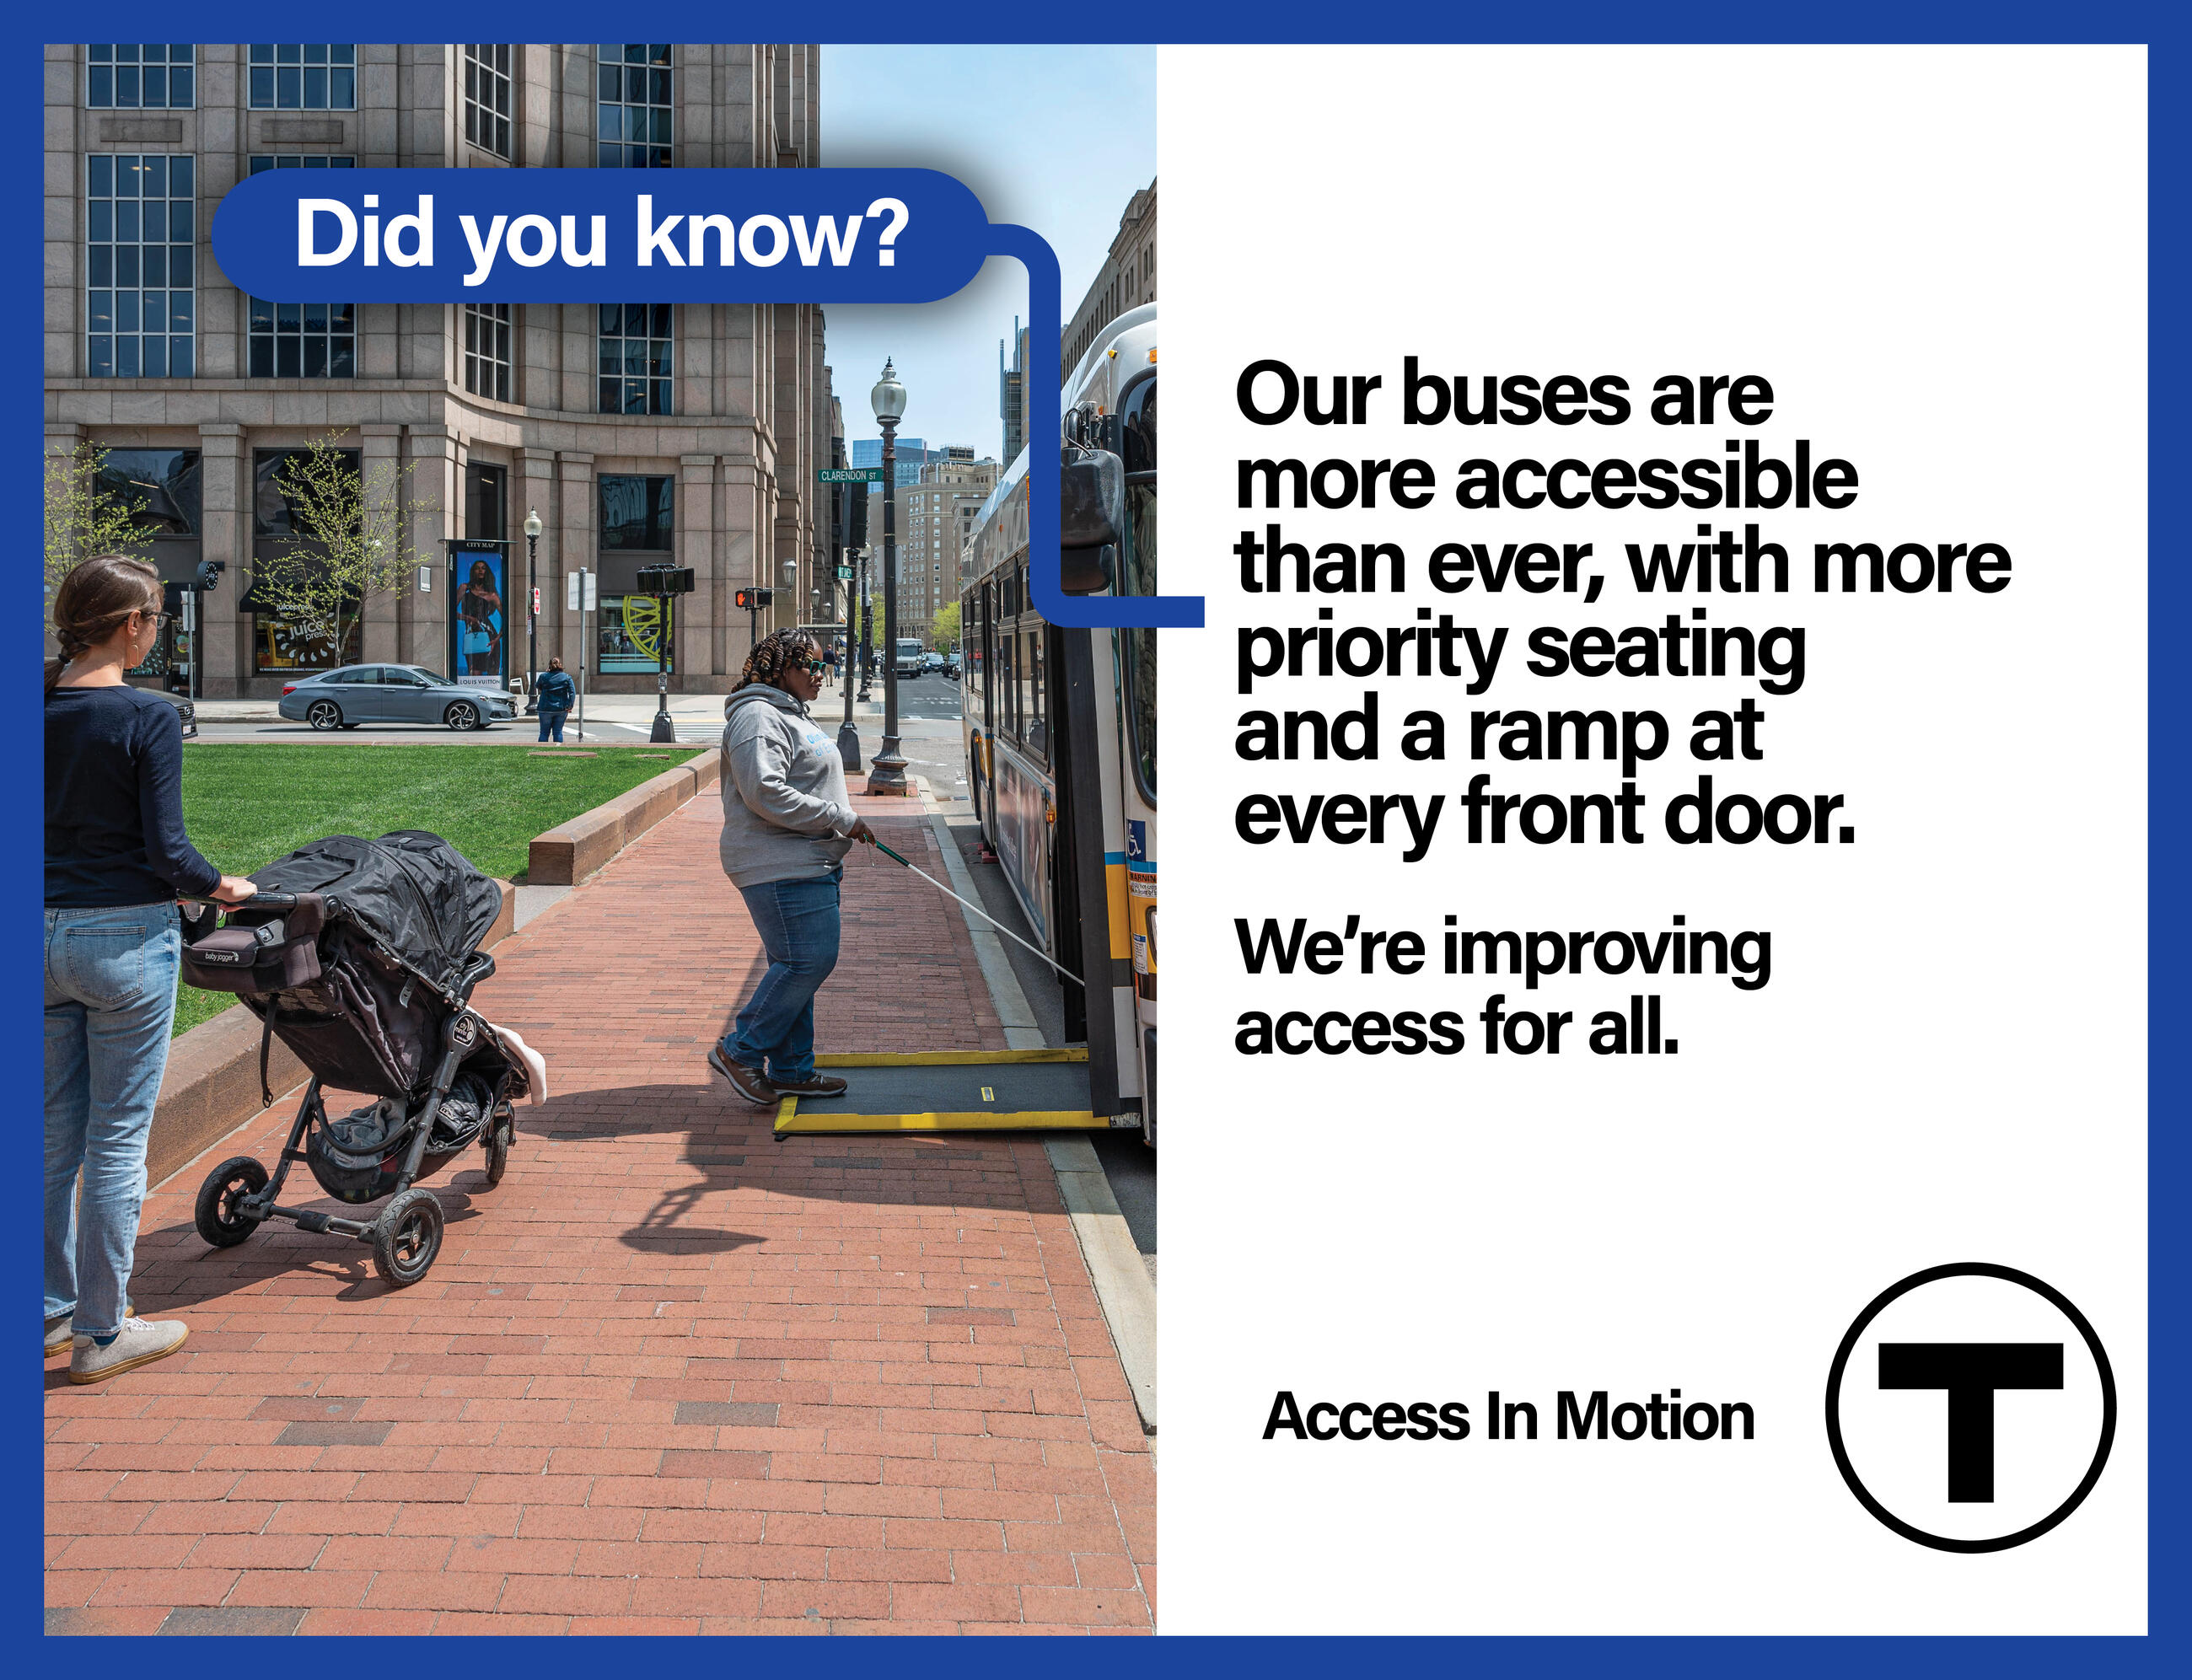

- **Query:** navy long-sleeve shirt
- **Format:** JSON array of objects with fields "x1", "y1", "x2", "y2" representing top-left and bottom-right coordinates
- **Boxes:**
[
  {"x1": 46, "y1": 685, "x2": 221, "y2": 907},
  {"x1": 536, "y1": 669, "x2": 577, "y2": 711}
]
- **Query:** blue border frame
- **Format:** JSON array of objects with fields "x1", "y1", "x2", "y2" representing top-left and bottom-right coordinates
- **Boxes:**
[{"x1": 10, "y1": 6, "x2": 2179, "y2": 1665}]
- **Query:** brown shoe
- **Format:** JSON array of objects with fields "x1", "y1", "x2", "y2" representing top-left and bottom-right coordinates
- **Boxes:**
[
  {"x1": 708, "y1": 1046, "x2": 780, "y2": 1107},
  {"x1": 771, "y1": 1071, "x2": 848, "y2": 1098}
]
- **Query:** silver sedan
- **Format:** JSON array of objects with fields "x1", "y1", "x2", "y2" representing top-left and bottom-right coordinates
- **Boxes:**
[{"x1": 277, "y1": 664, "x2": 518, "y2": 732}]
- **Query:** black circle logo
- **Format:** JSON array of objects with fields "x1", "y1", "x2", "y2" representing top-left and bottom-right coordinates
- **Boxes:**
[{"x1": 1824, "y1": 1262, "x2": 2114, "y2": 1553}]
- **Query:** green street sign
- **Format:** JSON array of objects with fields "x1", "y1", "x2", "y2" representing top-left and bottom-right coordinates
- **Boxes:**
[
  {"x1": 818, "y1": 467, "x2": 884, "y2": 484},
  {"x1": 835, "y1": 566, "x2": 855, "y2": 579}
]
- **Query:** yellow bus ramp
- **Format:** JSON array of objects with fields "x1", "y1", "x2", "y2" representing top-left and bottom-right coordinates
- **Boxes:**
[{"x1": 772, "y1": 1049, "x2": 1104, "y2": 1134}]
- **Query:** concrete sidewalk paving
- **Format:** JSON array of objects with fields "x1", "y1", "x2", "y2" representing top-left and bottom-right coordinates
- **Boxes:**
[{"x1": 44, "y1": 794, "x2": 1153, "y2": 1634}]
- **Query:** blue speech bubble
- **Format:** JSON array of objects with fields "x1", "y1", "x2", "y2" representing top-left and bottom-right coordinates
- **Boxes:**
[
  {"x1": 212, "y1": 166, "x2": 1201, "y2": 630},
  {"x1": 212, "y1": 166, "x2": 987, "y2": 303}
]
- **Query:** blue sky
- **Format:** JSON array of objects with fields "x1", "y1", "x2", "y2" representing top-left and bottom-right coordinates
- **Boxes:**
[{"x1": 821, "y1": 44, "x2": 1155, "y2": 465}]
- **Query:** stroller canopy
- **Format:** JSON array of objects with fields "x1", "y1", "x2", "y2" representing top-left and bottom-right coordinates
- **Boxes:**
[{"x1": 250, "y1": 830, "x2": 500, "y2": 985}]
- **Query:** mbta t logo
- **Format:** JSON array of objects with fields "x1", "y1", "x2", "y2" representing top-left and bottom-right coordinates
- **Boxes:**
[{"x1": 1825, "y1": 1264, "x2": 2115, "y2": 1553}]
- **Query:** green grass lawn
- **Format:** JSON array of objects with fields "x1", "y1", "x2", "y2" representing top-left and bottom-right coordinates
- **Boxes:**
[{"x1": 170, "y1": 743, "x2": 705, "y2": 1036}]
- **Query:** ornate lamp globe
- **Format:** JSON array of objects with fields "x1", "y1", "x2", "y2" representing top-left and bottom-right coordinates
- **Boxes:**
[{"x1": 871, "y1": 358, "x2": 907, "y2": 425}]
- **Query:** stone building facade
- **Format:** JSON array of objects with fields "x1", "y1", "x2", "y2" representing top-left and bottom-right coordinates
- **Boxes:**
[
  {"x1": 45, "y1": 42, "x2": 835, "y2": 697},
  {"x1": 1061, "y1": 176, "x2": 1156, "y2": 384},
  {"x1": 904, "y1": 448, "x2": 999, "y2": 636}
]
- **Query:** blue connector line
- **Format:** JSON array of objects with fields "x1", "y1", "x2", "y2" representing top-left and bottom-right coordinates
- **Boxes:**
[{"x1": 988, "y1": 222, "x2": 1206, "y2": 631}]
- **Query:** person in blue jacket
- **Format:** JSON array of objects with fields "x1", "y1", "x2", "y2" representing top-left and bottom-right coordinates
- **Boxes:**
[{"x1": 535, "y1": 655, "x2": 577, "y2": 742}]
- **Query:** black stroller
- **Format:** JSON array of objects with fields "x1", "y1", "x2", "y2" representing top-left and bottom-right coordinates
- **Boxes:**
[{"x1": 181, "y1": 829, "x2": 529, "y2": 1286}]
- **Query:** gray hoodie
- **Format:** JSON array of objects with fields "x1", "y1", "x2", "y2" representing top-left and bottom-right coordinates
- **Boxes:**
[{"x1": 718, "y1": 686, "x2": 857, "y2": 888}]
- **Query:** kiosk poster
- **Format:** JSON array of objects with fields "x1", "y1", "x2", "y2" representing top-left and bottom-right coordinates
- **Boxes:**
[{"x1": 448, "y1": 542, "x2": 508, "y2": 691}]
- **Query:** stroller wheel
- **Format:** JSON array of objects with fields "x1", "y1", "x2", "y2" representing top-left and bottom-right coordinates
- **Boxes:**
[
  {"x1": 484, "y1": 1112, "x2": 512, "y2": 1187},
  {"x1": 194, "y1": 1156, "x2": 268, "y2": 1248},
  {"x1": 371, "y1": 1189, "x2": 444, "y2": 1287}
]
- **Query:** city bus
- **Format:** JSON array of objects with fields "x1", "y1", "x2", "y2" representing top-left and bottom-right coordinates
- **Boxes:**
[{"x1": 961, "y1": 303, "x2": 1158, "y2": 1144}]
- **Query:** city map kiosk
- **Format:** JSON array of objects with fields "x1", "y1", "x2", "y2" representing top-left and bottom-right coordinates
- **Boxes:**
[{"x1": 445, "y1": 538, "x2": 511, "y2": 691}]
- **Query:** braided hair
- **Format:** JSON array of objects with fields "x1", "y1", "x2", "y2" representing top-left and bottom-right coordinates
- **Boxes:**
[
  {"x1": 46, "y1": 554, "x2": 161, "y2": 694},
  {"x1": 733, "y1": 627, "x2": 825, "y2": 695}
]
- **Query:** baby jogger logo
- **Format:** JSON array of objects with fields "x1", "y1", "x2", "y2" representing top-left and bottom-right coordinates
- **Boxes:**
[{"x1": 1824, "y1": 1263, "x2": 2117, "y2": 1553}]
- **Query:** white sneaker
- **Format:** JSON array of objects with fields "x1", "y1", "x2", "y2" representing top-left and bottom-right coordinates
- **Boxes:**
[{"x1": 68, "y1": 1316, "x2": 187, "y2": 1384}]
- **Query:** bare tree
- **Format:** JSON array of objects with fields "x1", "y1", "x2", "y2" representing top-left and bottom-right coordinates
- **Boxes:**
[
  {"x1": 250, "y1": 432, "x2": 436, "y2": 668},
  {"x1": 45, "y1": 442, "x2": 158, "y2": 608}
]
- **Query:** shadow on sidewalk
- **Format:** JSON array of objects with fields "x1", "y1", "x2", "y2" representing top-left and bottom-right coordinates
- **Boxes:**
[{"x1": 126, "y1": 1071, "x2": 1050, "y2": 1323}]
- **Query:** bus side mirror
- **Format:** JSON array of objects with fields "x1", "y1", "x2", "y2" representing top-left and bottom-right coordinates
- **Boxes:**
[
  {"x1": 1061, "y1": 448, "x2": 1124, "y2": 550},
  {"x1": 1061, "y1": 544, "x2": 1115, "y2": 596}
]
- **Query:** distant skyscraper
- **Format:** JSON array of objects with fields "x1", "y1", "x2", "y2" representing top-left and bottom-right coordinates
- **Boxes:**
[
  {"x1": 852, "y1": 435, "x2": 930, "y2": 485},
  {"x1": 1001, "y1": 317, "x2": 1030, "y2": 467}
]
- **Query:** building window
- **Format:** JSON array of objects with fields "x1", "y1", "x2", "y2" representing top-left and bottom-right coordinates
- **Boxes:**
[
  {"x1": 248, "y1": 45, "x2": 357, "y2": 110},
  {"x1": 598, "y1": 475, "x2": 674, "y2": 551},
  {"x1": 464, "y1": 303, "x2": 513, "y2": 402},
  {"x1": 250, "y1": 447, "x2": 365, "y2": 673},
  {"x1": 86, "y1": 154, "x2": 195, "y2": 378},
  {"x1": 99, "y1": 448, "x2": 201, "y2": 535},
  {"x1": 464, "y1": 45, "x2": 512, "y2": 158},
  {"x1": 597, "y1": 44, "x2": 672, "y2": 169},
  {"x1": 88, "y1": 45, "x2": 194, "y2": 108},
  {"x1": 599, "y1": 303, "x2": 672, "y2": 415},
  {"x1": 598, "y1": 597, "x2": 674, "y2": 674},
  {"x1": 246, "y1": 157, "x2": 354, "y2": 377},
  {"x1": 465, "y1": 462, "x2": 507, "y2": 541}
]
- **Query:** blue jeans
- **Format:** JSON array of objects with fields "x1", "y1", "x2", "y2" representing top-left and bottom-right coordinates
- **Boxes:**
[
  {"x1": 45, "y1": 903, "x2": 180, "y2": 1336},
  {"x1": 722, "y1": 869, "x2": 841, "y2": 1082},
  {"x1": 537, "y1": 708, "x2": 568, "y2": 743}
]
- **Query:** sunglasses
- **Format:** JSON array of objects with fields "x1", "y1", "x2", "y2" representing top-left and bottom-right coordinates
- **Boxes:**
[{"x1": 784, "y1": 656, "x2": 827, "y2": 674}]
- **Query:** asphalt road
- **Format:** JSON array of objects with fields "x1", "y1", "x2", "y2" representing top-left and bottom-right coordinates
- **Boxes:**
[
  {"x1": 831, "y1": 670, "x2": 967, "y2": 720},
  {"x1": 190, "y1": 674, "x2": 972, "y2": 749}
]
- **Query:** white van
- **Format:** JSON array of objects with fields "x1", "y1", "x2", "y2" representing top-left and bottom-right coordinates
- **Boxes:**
[{"x1": 895, "y1": 637, "x2": 927, "y2": 679}]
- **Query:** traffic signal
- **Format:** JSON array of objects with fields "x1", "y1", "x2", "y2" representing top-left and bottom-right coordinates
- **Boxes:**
[
  {"x1": 733, "y1": 587, "x2": 776, "y2": 611},
  {"x1": 635, "y1": 565, "x2": 695, "y2": 594}
]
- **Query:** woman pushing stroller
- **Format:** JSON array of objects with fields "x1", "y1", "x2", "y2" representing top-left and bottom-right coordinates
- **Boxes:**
[
  {"x1": 710, "y1": 630, "x2": 874, "y2": 1106},
  {"x1": 45, "y1": 556, "x2": 255, "y2": 1382}
]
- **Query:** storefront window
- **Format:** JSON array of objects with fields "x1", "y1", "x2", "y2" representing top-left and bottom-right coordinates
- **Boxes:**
[
  {"x1": 254, "y1": 615, "x2": 361, "y2": 674},
  {"x1": 599, "y1": 594, "x2": 674, "y2": 674},
  {"x1": 251, "y1": 446, "x2": 363, "y2": 673}
]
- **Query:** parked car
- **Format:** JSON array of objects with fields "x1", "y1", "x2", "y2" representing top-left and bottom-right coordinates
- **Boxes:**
[
  {"x1": 943, "y1": 652, "x2": 962, "y2": 679},
  {"x1": 153, "y1": 689, "x2": 196, "y2": 740},
  {"x1": 277, "y1": 664, "x2": 518, "y2": 732}
]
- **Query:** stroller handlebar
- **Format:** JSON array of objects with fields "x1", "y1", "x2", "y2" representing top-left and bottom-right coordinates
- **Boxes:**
[{"x1": 184, "y1": 890, "x2": 300, "y2": 910}]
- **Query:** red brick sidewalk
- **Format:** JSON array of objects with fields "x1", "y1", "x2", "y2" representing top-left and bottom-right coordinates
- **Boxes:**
[{"x1": 45, "y1": 795, "x2": 1154, "y2": 1634}]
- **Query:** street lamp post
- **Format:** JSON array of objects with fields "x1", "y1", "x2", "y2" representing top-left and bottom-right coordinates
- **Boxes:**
[
  {"x1": 857, "y1": 550, "x2": 873, "y2": 701},
  {"x1": 867, "y1": 360, "x2": 910, "y2": 793},
  {"x1": 648, "y1": 581, "x2": 675, "y2": 742},
  {"x1": 523, "y1": 507, "x2": 542, "y2": 712}
]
